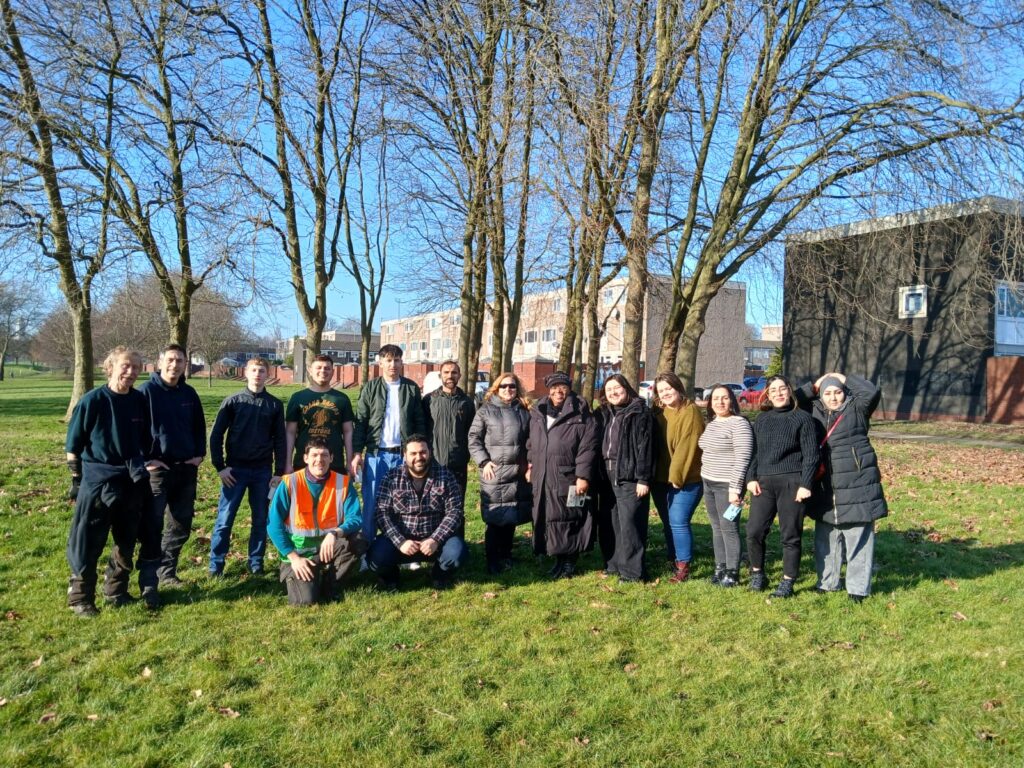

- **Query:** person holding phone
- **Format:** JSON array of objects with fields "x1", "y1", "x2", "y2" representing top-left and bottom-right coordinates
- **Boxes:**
[
  {"x1": 698, "y1": 384, "x2": 753, "y2": 588},
  {"x1": 745, "y1": 375, "x2": 819, "y2": 598}
]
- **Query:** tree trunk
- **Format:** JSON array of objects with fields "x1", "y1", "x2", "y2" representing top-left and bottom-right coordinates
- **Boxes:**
[{"x1": 68, "y1": 304, "x2": 95, "y2": 420}]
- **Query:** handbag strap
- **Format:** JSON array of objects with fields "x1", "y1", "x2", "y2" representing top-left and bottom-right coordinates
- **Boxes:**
[{"x1": 819, "y1": 413, "x2": 844, "y2": 447}]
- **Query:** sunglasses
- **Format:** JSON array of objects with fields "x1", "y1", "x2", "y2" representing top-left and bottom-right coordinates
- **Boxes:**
[{"x1": 498, "y1": 383, "x2": 518, "y2": 390}]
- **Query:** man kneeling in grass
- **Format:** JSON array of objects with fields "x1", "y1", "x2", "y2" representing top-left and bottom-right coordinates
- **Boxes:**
[
  {"x1": 367, "y1": 435, "x2": 467, "y2": 591},
  {"x1": 268, "y1": 438, "x2": 367, "y2": 606}
]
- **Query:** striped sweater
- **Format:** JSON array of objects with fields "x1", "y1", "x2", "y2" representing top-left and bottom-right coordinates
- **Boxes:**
[{"x1": 698, "y1": 415, "x2": 754, "y2": 496}]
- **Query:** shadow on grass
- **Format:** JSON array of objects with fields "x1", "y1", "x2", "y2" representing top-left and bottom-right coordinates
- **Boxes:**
[{"x1": 0, "y1": 396, "x2": 73, "y2": 419}]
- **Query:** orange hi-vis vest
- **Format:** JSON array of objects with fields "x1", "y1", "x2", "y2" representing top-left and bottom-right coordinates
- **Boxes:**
[{"x1": 284, "y1": 470, "x2": 349, "y2": 537}]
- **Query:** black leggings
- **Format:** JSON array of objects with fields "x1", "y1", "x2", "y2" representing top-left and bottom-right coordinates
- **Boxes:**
[{"x1": 746, "y1": 473, "x2": 806, "y2": 579}]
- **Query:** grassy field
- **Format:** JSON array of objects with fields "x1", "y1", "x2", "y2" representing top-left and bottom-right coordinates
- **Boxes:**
[{"x1": 1, "y1": 375, "x2": 1022, "y2": 767}]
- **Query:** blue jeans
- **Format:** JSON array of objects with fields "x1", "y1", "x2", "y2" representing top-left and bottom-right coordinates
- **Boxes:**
[
  {"x1": 652, "y1": 481, "x2": 704, "y2": 563},
  {"x1": 209, "y1": 465, "x2": 271, "y2": 573},
  {"x1": 367, "y1": 535, "x2": 467, "y2": 579},
  {"x1": 361, "y1": 450, "x2": 404, "y2": 544}
]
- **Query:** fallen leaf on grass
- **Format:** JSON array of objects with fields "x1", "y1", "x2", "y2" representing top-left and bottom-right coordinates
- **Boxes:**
[
  {"x1": 982, "y1": 699, "x2": 1003, "y2": 711},
  {"x1": 588, "y1": 601, "x2": 611, "y2": 609},
  {"x1": 193, "y1": 690, "x2": 203, "y2": 699},
  {"x1": 926, "y1": 532, "x2": 943, "y2": 543},
  {"x1": 482, "y1": 592, "x2": 498, "y2": 600},
  {"x1": 544, "y1": 626, "x2": 557, "y2": 634},
  {"x1": 943, "y1": 579, "x2": 959, "y2": 591},
  {"x1": 38, "y1": 711, "x2": 57, "y2": 723},
  {"x1": 0, "y1": 698, "x2": 7, "y2": 707},
  {"x1": 623, "y1": 663, "x2": 638, "y2": 674},
  {"x1": 29, "y1": 656, "x2": 42, "y2": 669},
  {"x1": 517, "y1": 739, "x2": 527, "y2": 746},
  {"x1": 217, "y1": 706, "x2": 240, "y2": 718},
  {"x1": 590, "y1": 627, "x2": 601, "y2": 635},
  {"x1": 141, "y1": 667, "x2": 153, "y2": 679},
  {"x1": 5, "y1": 610, "x2": 22, "y2": 621},
  {"x1": 365, "y1": 647, "x2": 373, "y2": 653},
  {"x1": 573, "y1": 736, "x2": 590, "y2": 746},
  {"x1": 976, "y1": 730, "x2": 998, "y2": 742},
  {"x1": 86, "y1": 714, "x2": 99, "y2": 721},
  {"x1": 599, "y1": 584, "x2": 618, "y2": 593},
  {"x1": 952, "y1": 611, "x2": 968, "y2": 622}
]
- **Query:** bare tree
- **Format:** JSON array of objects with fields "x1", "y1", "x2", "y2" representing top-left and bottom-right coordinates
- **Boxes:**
[
  {"x1": 209, "y1": 0, "x2": 373, "y2": 359},
  {"x1": 0, "y1": 279, "x2": 39, "y2": 379},
  {"x1": 0, "y1": 0, "x2": 118, "y2": 416}
]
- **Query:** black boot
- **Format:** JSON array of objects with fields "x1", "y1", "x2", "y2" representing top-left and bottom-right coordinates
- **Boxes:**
[
  {"x1": 710, "y1": 563, "x2": 726, "y2": 586},
  {"x1": 771, "y1": 577, "x2": 795, "y2": 599},
  {"x1": 718, "y1": 569, "x2": 739, "y2": 588}
]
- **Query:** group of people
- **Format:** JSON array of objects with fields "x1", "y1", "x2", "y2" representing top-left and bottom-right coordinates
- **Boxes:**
[{"x1": 63, "y1": 341, "x2": 887, "y2": 616}]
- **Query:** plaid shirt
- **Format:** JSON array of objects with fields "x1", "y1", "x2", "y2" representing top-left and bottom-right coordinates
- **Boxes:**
[{"x1": 375, "y1": 461, "x2": 464, "y2": 547}]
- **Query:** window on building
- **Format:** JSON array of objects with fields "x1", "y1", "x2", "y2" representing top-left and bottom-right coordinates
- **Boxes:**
[
  {"x1": 898, "y1": 285, "x2": 928, "y2": 319},
  {"x1": 604, "y1": 289, "x2": 614, "y2": 302},
  {"x1": 432, "y1": 339, "x2": 441, "y2": 351},
  {"x1": 553, "y1": 298, "x2": 562, "y2": 312},
  {"x1": 542, "y1": 328, "x2": 557, "y2": 342},
  {"x1": 399, "y1": 343, "x2": 406, "y2": 352},
  {"x1": 443, "y1": 337, "x2": 452, "y2": 348},
  {"x1": 404, "y1": 322, "x2": 412, "y2": 332},
  {"x1": 524, "y1": 330, "x2": 537, "y2": 343},
  {"x1": 997, "y1": 282, "x2": 1024, "y2": 318}
]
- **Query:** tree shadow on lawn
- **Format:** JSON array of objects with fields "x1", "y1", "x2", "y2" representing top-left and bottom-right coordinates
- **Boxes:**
[
  {"x1": 870, "y1": 527, "x2": 1024, "y2": 592},
  {"x1": 150, "y1": 519, "x2": 1024, "y2": 606},
  {"x1": 0, "y1": 396, "x2": 74, "y2": 419}
]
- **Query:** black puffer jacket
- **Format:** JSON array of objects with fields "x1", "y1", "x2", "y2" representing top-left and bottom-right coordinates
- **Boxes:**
[
  {"x1": 597, "y1": 396, "x2": 654, "y2": 484},
  {"x1": 468, "y1": 397, "x2": 532, "y2": 526},
  {"x1": 796, "y1": 374, "x2": 889, "y2": 525},
  {"x1": 527, "y1": 392, "x2": 598, "y2": 556}
]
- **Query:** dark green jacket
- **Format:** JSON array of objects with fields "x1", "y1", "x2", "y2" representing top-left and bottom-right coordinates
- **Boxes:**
[{"x1": 352, "y1": 376, "x2": 427, "y2": 454}]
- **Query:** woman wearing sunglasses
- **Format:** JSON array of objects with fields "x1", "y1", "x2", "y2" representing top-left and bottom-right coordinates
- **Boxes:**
[{"x1": 469, "y1": 372, "x2": 533, "y2": 574}]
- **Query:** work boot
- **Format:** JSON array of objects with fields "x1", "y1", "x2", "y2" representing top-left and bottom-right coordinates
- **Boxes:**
[
  {"x1": 70, "y1": 602, "x2": 99, "y2": 618},
  {"x1": 710, "y1": 563, "x2": 726, "y2": 586},
  {"x1": 749, "y1": 570, "x2": 768, "y2": 592},
  {"x1": 142, "y1": 586, "x2": 161, "y2": 611},
  {"x1": 771, "y1": 577, "x2": 795, "y2": 599},
  {"x1": 668, "y1": 561, "x2": 690, "y2": 584},
  {"x1": 718, "y1": 569, "x2": 739, "y2": 588}
]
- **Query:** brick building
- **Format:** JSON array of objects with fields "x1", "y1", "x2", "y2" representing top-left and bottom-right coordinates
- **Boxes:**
[{"x1": 380, "y1": 275, "x2": 748, "y2": 389}]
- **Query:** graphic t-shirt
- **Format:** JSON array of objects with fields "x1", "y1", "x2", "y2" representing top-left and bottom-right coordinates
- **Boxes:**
[{"x1": 286, "y1": 388, "x2": 355, "y2": 472}]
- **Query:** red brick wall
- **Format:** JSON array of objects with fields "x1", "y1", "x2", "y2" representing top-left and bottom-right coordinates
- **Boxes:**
[{"x1": 986, "y1": 356, "x2": 1024, "y2": 424}]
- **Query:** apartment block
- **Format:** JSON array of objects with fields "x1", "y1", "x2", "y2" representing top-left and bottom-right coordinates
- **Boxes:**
[{"x1": 380, "y1": 275, "x2": 747, "y2": 386}]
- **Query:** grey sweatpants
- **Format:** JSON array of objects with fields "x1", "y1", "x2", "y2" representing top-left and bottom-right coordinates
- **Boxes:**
[{"x1": 814, "y1": 519, "x2": 875, "y2": 597}]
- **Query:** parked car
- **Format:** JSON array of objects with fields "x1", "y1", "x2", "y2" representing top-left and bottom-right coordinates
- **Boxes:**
[
  {"x1": 475, "y1": 371, "x2": 489, "y2": 403},
  {"x1": 738, "y1": 377, "x2": 767, "y2": 406},
  {"x1": 638, "y1": 380, "x2": 655, "y2": 401}
]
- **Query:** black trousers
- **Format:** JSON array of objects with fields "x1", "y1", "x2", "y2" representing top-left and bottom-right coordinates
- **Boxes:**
[
  {"x1": 746, "y1": 473, "x2": 806, "y2": 579},
  {"x1": 278, "y1": 532, "x2": 368, "y2": 606},
  {"x1": 592, "y1": 475, "x2": 617, "y2": 567},
  {"x1": 66, "y1": 476, "x2": 152, "y2": 605},
  {"x1": 485, "y1": 523, "x2": 516, "y2": 565},
  {"x1": 147, "y1": 463, "x2": 199, "y2": 581},
  {"x1": 608, "y1": 478, "x2": 650, "y2": 580}
]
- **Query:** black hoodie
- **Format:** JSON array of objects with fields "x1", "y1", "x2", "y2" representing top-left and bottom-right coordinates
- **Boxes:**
[{"x1": 138, "y1": 371, "x2": 207, "y2": 463}]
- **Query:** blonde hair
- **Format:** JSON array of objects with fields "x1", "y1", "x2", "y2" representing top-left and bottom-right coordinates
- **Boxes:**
[
  {"x1": 101, "y1": 346, "x2": 142, "y2": 375},
  {"x1": 484, "y1": 372, "x2": 531, "y2": 409}
]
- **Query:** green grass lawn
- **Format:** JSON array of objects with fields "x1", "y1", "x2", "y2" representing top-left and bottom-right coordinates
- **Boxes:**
[{"x1": 1, "y1": 376, "x2": 1022, "y2": 767}]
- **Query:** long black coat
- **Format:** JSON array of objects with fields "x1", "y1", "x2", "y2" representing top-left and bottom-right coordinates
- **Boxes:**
[
  {"x1": 468, "y1": 397, "x2": 532, "y2": 527},
  {"x1": 796, "y1": 374, "x2": 889, "y2": 525},
  {"x1": 527, "y1": 393, "x2": 598, "y2": 555}
]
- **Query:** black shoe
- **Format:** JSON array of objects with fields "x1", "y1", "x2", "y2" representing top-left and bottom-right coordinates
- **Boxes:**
[
  {"x1": 104, "y1": 593, "x2": 138, "y2": 608},
  {"x1": 548, "y1": 559, "x2": 564, "y2": 578},
  {"x1": 159, "y1": 575, "x2": 186, "y2": 589},
  {"x1": 771, "y1": 578, "x2": 795, "y2": 599},
  {"x1": 70, "y1": 602, "x2": 98, "y2": 618},
  {"x1": 502, "y1": 557, "x2": 515, "y2": 572},
  {"x1": 375, "y1": 576, "x2": 400, "y2": 593},
  {"x1": 748, "y1": 571, "x2": 768, "y2": 592},
  {"x1": 848, "y1": 593, "x2": 867, "y2": 604},
  {"x1": 142, "y1": 587, "x2": 160, "y2": 611},
  {"x1": 718, "y1": 569, "x2": 739, "y2": 588},
  {"x1": 710, "y1": 563, "x2": 726, "y2": 586},
  {"x1": 555, "y1": 561, "x2": 576, "y2": 580},
  {"x1": 486, "y1": 561, "x2": 503, "y2": 575}
]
